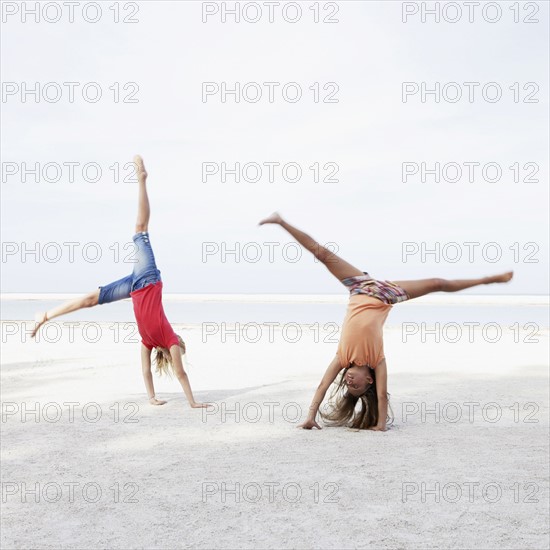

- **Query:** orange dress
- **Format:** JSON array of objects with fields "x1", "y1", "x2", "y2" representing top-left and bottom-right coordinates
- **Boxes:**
[{"x1": 337, "y1": 294, "x2": 392, "y2": 369}]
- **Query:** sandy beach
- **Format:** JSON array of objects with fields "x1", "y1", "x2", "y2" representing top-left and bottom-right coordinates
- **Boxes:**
[
  {"x1": 3, "y1": 0, "x2": 549, "y2": 546},
  {"x1": 1, "y1": 306, "x2": 548, "y2": 549}
]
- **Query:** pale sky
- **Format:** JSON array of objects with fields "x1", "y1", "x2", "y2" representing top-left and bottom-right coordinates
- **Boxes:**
[{"x1": 1, "y1": 0, "x2": 548, "y2": 294}]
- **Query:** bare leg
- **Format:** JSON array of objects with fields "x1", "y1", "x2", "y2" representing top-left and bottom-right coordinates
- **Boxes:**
[
  {"x1": 32, "y1": 156, "x2": 148, "y2": 339},
  {"x1": 259, "y1": 212, "x2": 363, "y2": 281},
  {"x1": 393, "y1": 272, "x2": 514, "y2": 300},
  {"x1": 31, "y1": 290, "x2": 100, "y2": 337},
  {"x1": 33, "y1": 156, "x2": 147, "y2": 338},
  {"x1": 134, "y1": 155, "x2": 150, "y2": 233}
]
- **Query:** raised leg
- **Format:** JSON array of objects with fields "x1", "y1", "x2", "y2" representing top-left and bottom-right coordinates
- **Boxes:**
[
  {"x1": 134, "y1": 155, "x2": 150, "y2": 233},
  {"x1": 393, "y1": 271, "x2": 514, "y2": 300},
  {"x1": 31, "y1": 156, "x2": 147, "y2": 340},
  {"x1": 259, "y1": 212, "x2": 363, "y2": 281},
  {"x1": 31, "y1": 290, "x2": 100, "y2": 338}
]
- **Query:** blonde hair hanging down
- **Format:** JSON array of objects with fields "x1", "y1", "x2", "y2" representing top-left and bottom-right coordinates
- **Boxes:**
[{"x1": 154, "y1": 335, "x2": 186, "y2": 377}]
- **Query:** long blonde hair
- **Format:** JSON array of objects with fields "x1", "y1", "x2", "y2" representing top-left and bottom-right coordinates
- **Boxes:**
[
  {"x1": 154, "y1": 335, "x2": 186, "y2": 377},
  {"x1": 320, "y1": 367, "x2": 393, "y2": 430}
]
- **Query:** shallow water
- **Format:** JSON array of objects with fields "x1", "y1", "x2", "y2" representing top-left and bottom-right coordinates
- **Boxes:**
[{"x1": 2, "y1": 297, "x2": 548, "y2": 327}]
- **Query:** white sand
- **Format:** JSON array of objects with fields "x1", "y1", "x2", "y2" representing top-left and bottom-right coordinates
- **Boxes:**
[{"x1": 1, "y1": 321, "x2": 548, "y2": 549}]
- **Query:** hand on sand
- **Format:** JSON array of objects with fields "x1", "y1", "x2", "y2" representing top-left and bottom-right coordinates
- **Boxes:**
[
  {"x1": 297, "y1": 418, "x2": 322, "y2": 430},
  {"x1": 191, "y1": 402, "x2": 213, "y2": 409},
  {"x1": 133, "y1": 155, "x2": 147, "y2": 181},
  {"x1": 258, "y1": 212, "x2": 282, "y2": 226},
  {"x1": 149, "y1": 397, "x2": 167, "y2": 406},
  {"x1": 31, "y1": 312, "x2": 48, "y2": 339}
]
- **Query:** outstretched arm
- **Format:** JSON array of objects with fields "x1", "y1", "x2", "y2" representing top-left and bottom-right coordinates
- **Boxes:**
[
  {"x1": 298, "y1": 355, "x2": 343, "y2": 430},
  {"x1": 170, "y1": 346, "x2": 210, "y2": 408},
  {"x1": 141, "y1": 344, "x2": 166, "y2": 405},
  {"x1": 372, "y1": 358, "x2": 388, "y2": 431}
]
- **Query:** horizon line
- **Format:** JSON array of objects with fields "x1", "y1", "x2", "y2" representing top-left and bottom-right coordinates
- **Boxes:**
[{"x1": 1, "y1": 293, "x2": 548, "y2": 306}]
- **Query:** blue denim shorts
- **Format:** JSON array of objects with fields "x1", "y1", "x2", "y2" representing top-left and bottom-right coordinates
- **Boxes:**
[{"x1": 98, "y1": 232, "x2": 161, "y2": 305}]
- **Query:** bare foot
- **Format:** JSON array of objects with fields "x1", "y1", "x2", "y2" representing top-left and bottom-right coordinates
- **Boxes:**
[
  {"x1": 133, "y1": 155, "x2": 147, "y2": 182},
  {"x1": 31, "y1": 312, "x2": 48, "y2": 338},
  {"x1": 149, "y1": 397, "x2": 167, "y2": 406},
  {"x1": 489, "y1": 271, "x2": 514, "y2": 284},
  {"x1": 258, "y1": 212, "x2": 283, "y2": 226}
]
